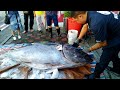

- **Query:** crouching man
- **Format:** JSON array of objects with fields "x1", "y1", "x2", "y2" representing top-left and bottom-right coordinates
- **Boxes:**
[{"x1": 72, "y1": 11, "x2": 120, "y2": 79}]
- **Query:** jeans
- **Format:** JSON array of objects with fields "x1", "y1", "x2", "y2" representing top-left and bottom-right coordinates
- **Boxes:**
[{"x1": 46, "y1": 14, "x2": 58, "y2": 27}]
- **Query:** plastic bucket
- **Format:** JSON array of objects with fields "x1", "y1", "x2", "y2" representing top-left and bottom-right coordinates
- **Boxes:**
[{"x1": 67, "y1": 30, "x2": 78, "y2": 44}]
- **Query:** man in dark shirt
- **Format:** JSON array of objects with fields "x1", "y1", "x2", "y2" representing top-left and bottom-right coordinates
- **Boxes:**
[
  {"x1": 71, "y1": 11, "x2": 120, "y2": 79},
  {"x1": 44, "y1": 11, "x2": 60, "y2": 38}
]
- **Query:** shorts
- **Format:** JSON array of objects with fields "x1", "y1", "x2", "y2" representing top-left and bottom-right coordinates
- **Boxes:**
[
  {"x1": 10, "y1": 14, "x2": 23, "y2": 31},
  {"x1": 46, "y1": 14, "x2": 58, "y2": 27}
]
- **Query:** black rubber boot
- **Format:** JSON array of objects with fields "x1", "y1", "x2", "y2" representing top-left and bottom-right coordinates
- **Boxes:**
[
  {"x1": 49, "y1": 28, "x2": 52, "y2": 38},
  {"x1": 46, "y1": 29, "x2": 48, "y2": 32},
  {"x1": 106, "y1": 66, "x2": 120, "y2": 74},
  {"x1": 56, "y1": 28, "x2": 60, "y2": 36}
]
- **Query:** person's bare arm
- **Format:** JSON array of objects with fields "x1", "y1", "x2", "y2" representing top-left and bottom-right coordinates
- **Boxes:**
[
  {"x1": 72, "y1": 23, "x2": 89, "y2": 47},
  {"x1": 78, "y1": 23, "x2": 88, "y2": 39},
  {"x1": 88, "y1": 41, "x2": 107, "y2": 52}
]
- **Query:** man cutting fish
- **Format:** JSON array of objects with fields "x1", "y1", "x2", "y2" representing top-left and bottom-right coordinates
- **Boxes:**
[{"x1": 71, "y1": 11, "x2": 120, "y2": 79}]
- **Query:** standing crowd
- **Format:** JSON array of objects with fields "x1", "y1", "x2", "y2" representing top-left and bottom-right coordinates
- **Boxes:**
[{"x1": 7, "y1": 11, "x2": 61, "y2": 40}]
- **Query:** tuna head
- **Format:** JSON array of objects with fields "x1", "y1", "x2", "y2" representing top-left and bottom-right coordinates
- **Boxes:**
[{"x1": 62, "y1": 44, "x2": 93, "y2": 65}]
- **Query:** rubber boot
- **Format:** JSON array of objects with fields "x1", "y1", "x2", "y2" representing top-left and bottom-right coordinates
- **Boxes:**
[
  {"x1": 107, "y1": 66, "x2": 120, "y2": 74},
  {"x1": 46, "y1": 29, "x2": 48, "y2": 32},
  {"x1": 56, "y1": 28, "x2": 60, "y2": 36},
  {"x1": 49, "y1": 28, "x2": 52, "y2": 38}
]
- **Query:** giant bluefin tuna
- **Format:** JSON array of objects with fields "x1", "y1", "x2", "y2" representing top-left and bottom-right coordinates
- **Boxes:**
[{"x1": 0, "y1": 43, "x2": 93, "y2": 70}]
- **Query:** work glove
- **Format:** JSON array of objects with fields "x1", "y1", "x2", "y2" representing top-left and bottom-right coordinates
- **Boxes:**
[{"x1": 72, "y1": 38, "x2": 82, "y2": 47}]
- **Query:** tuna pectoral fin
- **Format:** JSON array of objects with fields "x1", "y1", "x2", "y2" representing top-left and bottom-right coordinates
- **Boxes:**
[{"x1": 0, "y1": 63, "x2": 20, "y2": 74}]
